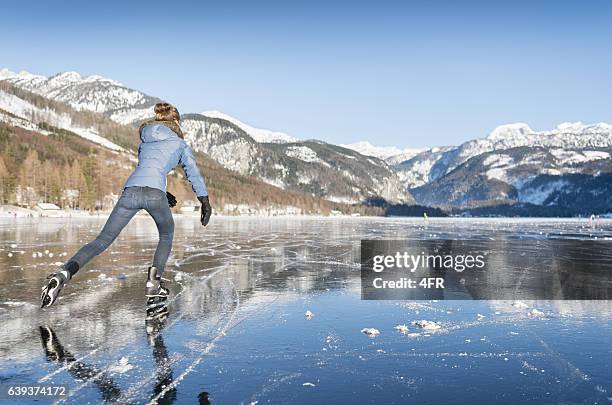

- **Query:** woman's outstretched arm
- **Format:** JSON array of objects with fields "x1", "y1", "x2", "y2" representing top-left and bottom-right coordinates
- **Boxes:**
[
  {"x1": 179, "y1": 143, "x2": 212, "y2": 226},
  {"x1": 179, "y1": 143, "x2": 207, "y2": 197}
]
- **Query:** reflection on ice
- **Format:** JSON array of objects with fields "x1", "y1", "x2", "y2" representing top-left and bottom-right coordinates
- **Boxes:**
[{"x1": 39, "y1": 326, "x2": 122, "y2": 402}]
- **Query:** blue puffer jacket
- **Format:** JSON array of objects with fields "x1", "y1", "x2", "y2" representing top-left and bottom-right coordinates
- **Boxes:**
[{"x1": 124, "y1": 123, "x2": 208, "y2": 197}]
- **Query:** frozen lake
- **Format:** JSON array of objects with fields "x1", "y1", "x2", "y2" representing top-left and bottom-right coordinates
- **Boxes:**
[{"x1": 0, "y1": 217, "x2": 611, "y2": 404}]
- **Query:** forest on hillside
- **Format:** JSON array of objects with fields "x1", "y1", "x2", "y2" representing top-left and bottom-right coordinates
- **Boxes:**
[{"x1": 0, "y1": 122, "x2": 382, "y2": 216}]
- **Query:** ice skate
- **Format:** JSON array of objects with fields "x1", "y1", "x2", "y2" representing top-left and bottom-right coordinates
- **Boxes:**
[
  {"x1": 40, "y1": 270, "x2": 70, "y2": 308},
  {"x1": 146, "y1": 266, "x2": 169, "y2": 309}
]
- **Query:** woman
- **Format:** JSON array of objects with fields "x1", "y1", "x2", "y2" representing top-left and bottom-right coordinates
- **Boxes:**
[{"x1": 41, "y1": 102, "x2": 212, "y2": 308}]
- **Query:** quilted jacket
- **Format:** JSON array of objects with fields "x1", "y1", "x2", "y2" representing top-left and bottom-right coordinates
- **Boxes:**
[{"x1": 124, "y1": 122, "x2": 207, "y2": 197}]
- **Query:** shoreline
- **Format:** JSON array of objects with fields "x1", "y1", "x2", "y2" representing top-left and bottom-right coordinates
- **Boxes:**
[
  {"x1": 2, "y1": 205, "x2": 610, "y2": 220},
  {"x1": 1, "y1": 214, "x2": 611, "y2": 223}
]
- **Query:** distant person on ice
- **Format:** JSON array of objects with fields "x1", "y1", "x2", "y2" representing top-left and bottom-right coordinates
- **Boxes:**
[{"x1": 41, "y1": 102, "x2": 212, "y2": 308}]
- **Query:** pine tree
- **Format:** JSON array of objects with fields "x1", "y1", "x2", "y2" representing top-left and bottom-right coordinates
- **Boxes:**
[
  {"x1": 18, "y1": 150, "x2": 42, "y2": 206},
  {"x1": 81, "y1": 152, "x2": 99, "y2": 210},
  {"x1": 67, "y1": 160, "x2": 86, "y2": 209},
  {"x1": 0, "y1": 156, "x2": 10, "y2": 204}
]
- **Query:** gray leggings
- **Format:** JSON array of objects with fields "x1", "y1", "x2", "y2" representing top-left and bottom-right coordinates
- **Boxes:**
[{"x1": 66, "y1": 186, "x2": 174, "y2": 275}]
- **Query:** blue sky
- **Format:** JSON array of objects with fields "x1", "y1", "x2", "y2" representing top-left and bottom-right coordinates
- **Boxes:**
[{"x1": 1, "y1": 0, "x2": 611, "y2": 148}]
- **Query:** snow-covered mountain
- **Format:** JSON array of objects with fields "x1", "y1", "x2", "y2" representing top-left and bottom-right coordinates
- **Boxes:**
[
  {"x1": 181, "y1": 114, "x2": 411, "y2": 203},
  {"x1": 201, "y1": 110, "x2": 298, "y2": 144},
  {"x1": 1, "y1": 68, "x2": 411, "y2": 203},
  {"x1": 399, "y1": 122, "x2": 612, "y2": 212},
  {"x1": 0, "y1": 81, "x2": 129, "y2": 153},
  {"x1": 411, "y1": 146, "x2": 612, "y2": 207},
  {"x1": 0, "y1": 83, "x2": 388, "y2": 215},
  {"x1": 341, "y1": 141, "x2": 423, "y2": 164},
  {"x1": 0, "y1": 69, "x2": 304, "y2": 144},
  {"x1": 4, "y1": 67, "x2": 610, "y2": 213},
  {"x1": 395, "y1": 122, "x2": 612, "y2": 190},
  {"x1": 0, "y1": 69, "x2": 160, "y2": 125}
]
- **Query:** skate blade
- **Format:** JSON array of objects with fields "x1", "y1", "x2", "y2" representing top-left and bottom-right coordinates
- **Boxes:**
[
  {"x1": 40, "y1": 287, "x2": 55, "y2": 309},
  {"x1": 40, "y1": 277, "x2": 64, "y2": 309}
]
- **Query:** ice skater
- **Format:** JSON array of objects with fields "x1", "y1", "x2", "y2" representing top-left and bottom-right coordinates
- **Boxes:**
[{"x1": 41, "y1": 102, "x2": 212, "y2": 308}]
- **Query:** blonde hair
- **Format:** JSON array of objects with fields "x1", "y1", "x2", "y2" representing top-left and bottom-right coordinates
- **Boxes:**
[{"x1": 154, "y1": 102, "x2": 180, "y2": 122}]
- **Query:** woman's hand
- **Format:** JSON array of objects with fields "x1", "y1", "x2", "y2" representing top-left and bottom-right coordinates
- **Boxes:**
[
  {"x1": 166, "y1": 192, "x2": 177, "y2": 208},
  {"x1": 198, "y1": 196, "x2": 212, "y2": 226}
]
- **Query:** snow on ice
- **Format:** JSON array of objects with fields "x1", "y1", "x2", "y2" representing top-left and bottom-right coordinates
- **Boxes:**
[
  {"x1": 361, "y1": 328, "x2": 381, "y2": 337},
  {"x1": 412, "y1": 320, "x2": 441, "y2": 331}
]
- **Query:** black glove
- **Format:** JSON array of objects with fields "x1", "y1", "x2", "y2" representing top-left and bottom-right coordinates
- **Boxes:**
[
  {"x1": 166, "y1": 192, "x2": 177, "y2": 208},
  {"x1": 198, "y1": 195, "x2": 212, "y2": 226}
]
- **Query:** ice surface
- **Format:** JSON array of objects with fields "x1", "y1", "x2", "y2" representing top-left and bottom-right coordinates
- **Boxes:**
[{"x1": 0, "y1": 217, "x2": 611, "y2": 403}]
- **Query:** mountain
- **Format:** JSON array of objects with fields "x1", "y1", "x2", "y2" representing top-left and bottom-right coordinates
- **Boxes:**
[
  {"x1": 400, "y1": 123, "x2": 612, "y2": 213},
  {"x1": 396, "y1": 122, "x2": 612, "y2": 190},
  {"x1": 11, "y1": 67, "x2": 608, "y2": 214},
  {"x1": 0, "y1": 69, "x2": 299, "y2": 143},
  {"x1": 201, "y1": 110, "x2": 298, "y2": 143},
  {"x1": 2, "y1": 68, "x2": 412, "y2": 205},
  {"x1": 0, "y1": 69, "x2": 160, "y2": 125},
  {"x1": 0, "y1": 80, "x2": 137, "y2": 152},
  {"x1": 181, "y1": 114, "x2": 411, "y2": 203},
  {"x1": 0, "y1": 81, "x2": 382, "y2": 216},
  {"x1": 341, "y1": 141, "x2": 423, "y2": 164},
  {"x1": 411, "y1": 146, "x2": 611, "y2": 206}
]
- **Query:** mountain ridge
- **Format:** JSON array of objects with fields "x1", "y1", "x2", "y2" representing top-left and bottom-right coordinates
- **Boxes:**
[
  {"x1": 0, "y1": 82, "x2": 383, "y2": 216},
  {"x1": 341, "y1": 140, "x2": 423, "y2": 164},
  {"x1": 4, "y1": 67, "x2": 610, "y2": 214},
  {"x1": 1, "y1": 69, "x2": 412, "y2": 204},
  {"x1": 201, "y1": 110, "x2": 298, "y2": 144}
]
